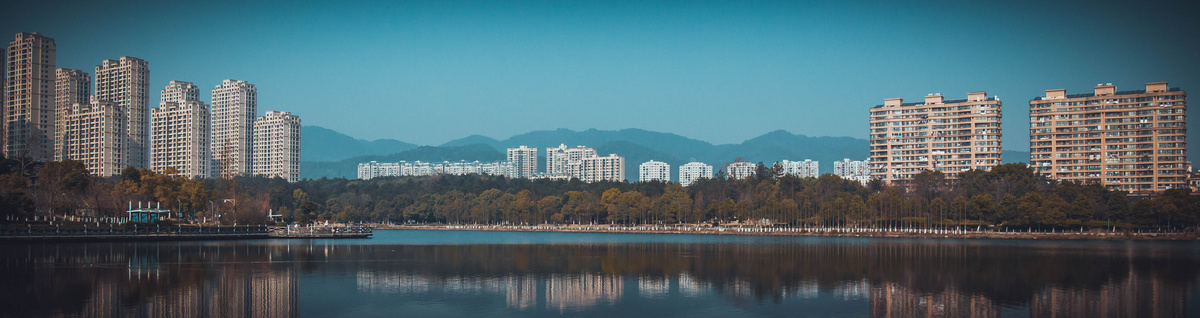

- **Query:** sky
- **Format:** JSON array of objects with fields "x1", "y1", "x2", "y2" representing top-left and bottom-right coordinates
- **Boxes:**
[{"x1": 3, "y1": 0, "x2": 1199, "y2": 155}]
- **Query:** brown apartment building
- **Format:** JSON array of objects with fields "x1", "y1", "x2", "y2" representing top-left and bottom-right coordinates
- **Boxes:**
[
  {"x1": 1029, "y1": 82, "x2": 1187, "y2": 192},
  {"x1": 869, "y1": 92, "x2": 1003, "y2": 186}
]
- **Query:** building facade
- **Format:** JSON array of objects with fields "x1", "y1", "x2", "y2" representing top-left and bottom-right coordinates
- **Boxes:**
[
  {"x1": 160, "y1": 80, "x2": 199, "y2": 104},
  {"x1": 1029, "y1": 82, "x2": 1187, "y2": 191},
  {"x1": 55, "y1": 68, "x2": 89, "y2": 161},
  {"x1": 869, "y1": 92, "x2": 1002, "y2": 186},
  {"x1": 60, "y1": 100, "x2": 126, "y2": 177},
  {"x1": 94, "y1": 56, "x2": 149, "y2": 169},
  {"x1": 678, "y1": 162, "x2": 712, "y2": 187},
  {"x1": 252, "y1": 110, "x2": 301, "y2": 182},
  {"x1": 638, "y1": 160, "x2": 670, "y2": 182},
  {"x1": 581, "y1": 154, "x2": 625, "y2": 183},
  {"x1": 507, "y1": 145, "x2": 538, "y2": 178},
  {"x1": 780, "y1": 159, "x2": 819, "y2": 178},
  {"x1": 545, "y1": 144, "x2": 597, "y2": 178},
  {"x1": 726, "y1": 161, "x2": 756, "y2": 180},
  {"x1": 211, "y1": 79, "x2": 257, "y2": 177},
  {"x1": 151, "y1": 99, "x2": 210, "y2": 178},
  {"x1": 5, "y1": 32, "x2": 56, "y2": 160},
  {"x1": 834, "y1": 158, "x2": 871, "y2": 185}
]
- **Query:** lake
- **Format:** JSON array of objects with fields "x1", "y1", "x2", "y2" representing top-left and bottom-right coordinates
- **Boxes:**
[{"x1": 2, "y1": 229, "x2": 1198, "y2": 317}]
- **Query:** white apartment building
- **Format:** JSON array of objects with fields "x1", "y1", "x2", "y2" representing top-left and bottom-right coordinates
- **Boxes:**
[
  {"x1": 252, "y1": 110, "x2": 301, "y2": 182},
  {"x1": 678, "y1": 162, "x2": 713, "y2": 187},
  {"x1": 780, "y1": 159, "x2": 819, "y2": 178},
  {"x1": 151, "y1": 99, "x2": 210, "y2": 178},
  {"x1": 507, "y1": 145, "x2": 538, "y2": 178},
  {"x1": 60, "y1": 100, "x2": 126, "y2": 177},
  {"x1": 834, "y1": 158, "x2": 871, "y2": 185},
  {"x1": 94, "y1": 56, "x2": 150, "y2": 169},
  {"x1": 211, "y1": 79, "x2": 257, "y2": 177},
  {"x1": 357, "y1": 160, "x2": 516, "y2": 180},
  {"x1": 5, "y1": 32, "x2": 56, "y2": 160},
  {"x1": 581, "y1": 154, "x2": 625, "y2": 183},
  {"x1": 55, "y1": 68, "x2": 89, "y2": 161},
  {"x1": 160, "y1": 80, "x2": 199, "y2": 104},
  {"x1": 639, "y1": 160, "x2": 670, "y2": 182},
  {"x1": 726, "y1": 161, "x2": 757, "y2": 180},
  {"x1": 545, "y1": 144, "x2": 597, "y2": 177}
]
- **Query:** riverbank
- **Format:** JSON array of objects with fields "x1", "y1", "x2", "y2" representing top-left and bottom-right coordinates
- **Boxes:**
[{"x1": 375, "y1": 224, "x2": 1199, "y2": 241}]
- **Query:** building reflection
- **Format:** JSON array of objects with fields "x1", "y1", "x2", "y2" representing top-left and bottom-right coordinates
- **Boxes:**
[
  {"x1": 1029, "y1": 269, "x2": 1188, "y2": 318},
  {"x1": 870, "y1": 283, "x2": 1001, "y2": 318}
]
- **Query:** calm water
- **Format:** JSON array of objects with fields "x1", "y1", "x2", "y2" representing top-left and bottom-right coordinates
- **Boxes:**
[{"x1": 3, "y1": 230, "x2": 1199, "y2": 317}]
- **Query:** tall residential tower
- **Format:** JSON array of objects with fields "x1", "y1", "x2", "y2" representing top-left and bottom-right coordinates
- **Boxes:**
[
  {"x1": 252, "y1": 110, "x2": 301, "y2": 182},
  {"x1": 1029, "y1": 82, "x2": 1186, "y2": 191},
  {"x1": 869, "y1": 92, "x2": 1002, "y2": 186},
  {"x1": 211, "y1": 79, "x2": 257, "y2": 177},
  {"x1": 94, "y1": 56, "x2": 149, "y2": 168},
  {"x1": 151, "y1": 81, "x2": 210, "y2": 178},
  {"x1": 507, "y1": 145, "x2": 538, "y2": 178},
  {"x1": 4, "y1": 32, "x2": 56, "y2": 160},
  {"x1": 54, "y1": 68, "x2": 89, "y2": 161}
]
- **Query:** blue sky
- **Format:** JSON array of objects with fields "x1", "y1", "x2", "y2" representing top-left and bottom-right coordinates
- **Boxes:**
[{"x1": 3, "y1": 0, "x2": 1198, "y2": 157}]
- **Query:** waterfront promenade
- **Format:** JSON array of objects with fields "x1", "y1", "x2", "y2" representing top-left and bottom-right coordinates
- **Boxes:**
[
  {"x1": 0, "y1": 223, "x2": 373, "y2": 241},
  {"x1": 382, "y1": 224, "x2": 1199, "y2": 241}
]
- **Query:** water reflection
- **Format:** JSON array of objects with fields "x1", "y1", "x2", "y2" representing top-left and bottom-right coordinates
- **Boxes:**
[{"x1": 2, "y1": 236, "x2": 1197, "y2": 317}]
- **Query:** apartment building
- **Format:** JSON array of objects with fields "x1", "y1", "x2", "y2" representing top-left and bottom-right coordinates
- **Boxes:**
[
  {"x1": 726, "y1": 161, "x2": 756, "y2": 180},
  {"x1": 5, "y1": 32, "x2": 56, "y2": 160},
  {"x1": 639, "y1": 160, "x2": 670, "y2": 182},
  {"x1": 1029, "y1": 82, "x2": 1186, "y2": 191},
  {"x1": 869, "y1": 92, "x2": 1002, "y2": 186},
  {"x1": 834, "y1": 158, "x2": 871, "y2": 185},
  {"x1": 780, "y1": 159, "x2": 819, "y2": 178},
  {"x1": 252, "y1": 110, "x2": 301, "y2": 182},
  {"x1": 581, "y1": 154, "x2": 625, "y2": 183},
  {"x1": 678, "y1": 162, "x2": 713, "y2": 187},
  {"x1": 94, "y1": 56, "x2": 149, "y2": 169},
  {"x1": 211, "y1": 79, "x2": 257, "y2": 177},
  {"x1": 60, "y1": 100, "x2": 126, "y2": 177},
  {"x1": 507, "y1": 145, "x2": 538, "y2": 178},
  {"x1": 151, "y1": 99, "x2": 210, "y2": 178},
  {"x1": 54, "y1": 68, "x2": 89, "y2": 161}
]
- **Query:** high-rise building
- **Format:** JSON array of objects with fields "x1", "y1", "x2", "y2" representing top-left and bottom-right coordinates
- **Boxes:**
[
  {"x1": 581, "y1": 154, "x2": 624, "y2": 183},
  {"x1": 780, "y1": 159, "x2": 819, "y2": 178},
  {"x1": 60, "y1": 100, "x2": 126, "y2": 177},
  {"x1": 726, "y1": 161, "x2": 757, "y2": 180},
  {"x1": 151, "y1": 99, "x2": 210, "y2": 178},
  {"x1": 94, "y1": 56, "x2": 149, "y2": 169},
  {"x1": 869, "y1": 91, "x2": 1002, "y2": 186},
  {"x1": 160, "y1": 80, "x2": 199, "y2": 104},
  {"x1": 252, "y1": 110, "x2": 300, "y2": 182},
  {"x1": 211, "y1": 79, "x2": 257, "y2": 177},
  {"x1": 55, "y1": 68, "x2": 89, "y2": 161},
  {"x1": 545, "y1": 144, "x2": 597, "y2": 177},
  {"x1": 5, "y1": 32, "x2": 56, "y2": 160},
  {"x1": 678, "y1": 162, "x2": 713, "y2": 187},
  {"x1": 834, "y1": 158, "x2": 871, "y2": 185},
  {"x1": 507, "y1": 145, "x2": 538, "y2": 178},
  {"x1": 1029, "y1": 82, "x2": 1187, "y2": 191},
  {"x1": 639, "y1": 160, "x2": 670, "y2": 182}
]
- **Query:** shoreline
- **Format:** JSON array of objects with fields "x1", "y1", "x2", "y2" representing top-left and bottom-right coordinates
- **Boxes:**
[{"x1": 375, "y1": 224, "x2": 1200, "y2": 241}]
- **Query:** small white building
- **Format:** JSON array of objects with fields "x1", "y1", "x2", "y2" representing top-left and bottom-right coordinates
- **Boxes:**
[
  {"x1": 679, "y1": 162, "x2": 713, "y2": 187},
  {"x1": 639, "y1": 160, "x2": 671, "y2": 182}
]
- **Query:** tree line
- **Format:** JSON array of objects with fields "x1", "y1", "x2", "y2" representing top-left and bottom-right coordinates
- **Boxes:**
[{"x1": 1, "y1": 155, "x2": 1197, "y2": 230}]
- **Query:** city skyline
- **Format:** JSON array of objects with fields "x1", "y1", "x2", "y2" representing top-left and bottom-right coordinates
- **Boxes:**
[{"x1": 3, "y1": 0, "x2": 1197, "y2": 154}]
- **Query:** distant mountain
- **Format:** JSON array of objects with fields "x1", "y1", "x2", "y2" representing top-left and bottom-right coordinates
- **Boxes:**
[
  {"x1": 300, "y1": 144, "x2": 504, "y2": 179},
  {"x1": 300, "y1": 127, "x2": 1035, "y2": 181},
  {"x1": 301, "y1": 126, "x2": 417, "y2": 162}
]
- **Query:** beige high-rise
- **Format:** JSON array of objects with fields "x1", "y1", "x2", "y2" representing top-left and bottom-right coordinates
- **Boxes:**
[
  {"x1": 55, "y1": 68, "x2": 89, "y2": 161},
  {"x1": 869, "y1": 92, "x2": 1003, "y2": 186},
  {"x1": 211, "y1": 79, "x2": 257, "y2": 178},
  {"x1": 252, "y1": 110, "x2": 300, "y2": 182},
  {"x1": 61, "y1": 100, "x2": 126, "y2": 177},
  {"x1": 5, "y1": 32, "x2": 56, "y2": 160},
  {"x1": 151, "y1": 80, "x2": 210, "y2": 178},
  {"x1": 1029, "y1": 82, "x2": 1187, "y2": 192},
  {"x1": 95, "y1": 56, "x2": 149, "y2": 169}
]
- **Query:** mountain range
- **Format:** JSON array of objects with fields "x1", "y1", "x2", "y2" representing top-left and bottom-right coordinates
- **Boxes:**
[{"x1": 300, "y1": 126, "x2": 1031, "y2": 181}]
